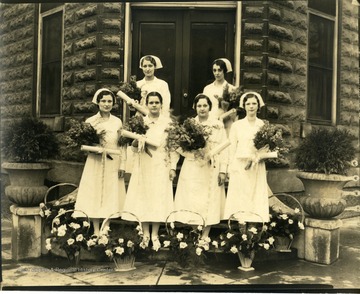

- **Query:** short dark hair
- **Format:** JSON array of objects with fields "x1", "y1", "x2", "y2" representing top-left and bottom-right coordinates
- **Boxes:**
[
  {"x1": 212, "y1": 59, "x2": 228, "y2": 73},
  {"x1": 96, "y1": 90, "x2": 115, "y2": 104},
  {"x1": 193, "y1": 93, "x2": 212, "y2": 111},
  {"x1": 146, "y1": 91, "x2": 163, "y2": 105},
  {"x1": 141, "y1": 55, "x2": 157, "y2": 67},
  {"x1": 242, "y1": 93, "x2": 260, "y2": 109}
]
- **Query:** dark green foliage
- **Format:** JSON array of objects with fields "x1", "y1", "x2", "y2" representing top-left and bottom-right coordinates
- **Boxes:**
[
  {"x1": 2, "y1": 116, "x2": 59, "y2": 163},
  {"x1": 295, "y1": 128, "x2": 356, "y2": 175}
]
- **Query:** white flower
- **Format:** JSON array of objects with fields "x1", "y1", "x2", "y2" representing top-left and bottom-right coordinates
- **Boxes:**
[
  {"x1": 127, "y1": 240, "x2": 134, "y2": 248},
  {"x1": 98, "y1": 235, "x2": 109, "y2": 245},
  {"x1": 87, "y1": 239, "x2": 96, "y2": 247},
  {"x1": 179, "y1": 242, "x2": 188, "y2": 249},
  {"x1": 268, "y1": 236, "x2": 275, "y2": 245},
  {"x1": 46, "y1": 238, "x2": 51, "y2": 244},
  {"x1": 76, "y1": 234, "x2": 84, "y2": 242},
  {"x1": 203, "y1": 244, "x2": 210, "y2": 251},
  {"x1": 294, "y1": 208, "x2": 300, "y2": 214},
  {"x1": 197, "y1": 225, "x2": 203, "y2": 231},
  {"x1": 39, "y1": 210, "x2": 45, "y2": 217},
  {"x1": 39, "y1": 203, "x2": 45, "y2": 209},
  {"x1": 67, "y1": 238, "x2": 75, "y2": 245},
  {"x1": 220, "y1": 241, "x2": 226, "y2": 247},
  {"x1": 51, "y1": 228, "x2": 57, "y2": 234},
  {"x1": 176, "y1": 232, "x2": 184, "y2": 240},
  {"x1": 288, "y1": 219, "x2": 294, "y2": 224},
  {"x1": 298, "y1": 222, "x2": 305, "y2": 230},
  {"x1": 280, "y1": 214, "x2": 288, "y2": 220},
  {"x1": 58, "y1": 208, "x2": 66, "y2": 216},
  {"x1": 139, "y1": 242, "x2": 147, "y2": 249},
  {"x1": 44, "y1": 209, "x2": 51, "y2": 217},
  {"x1": 170, "y1": 222, "x2": 175, "y2": 229},
  {"x1": 263, "y1": 224, "x2": 268, "y2": 231},
  {"x1": 69, "y1": 222, "x2": 80, "y2": 230},
  {"x1": 115, "y1": 246, "x2": 124, "y2": 255},
  {"x1": 195, "y1": 247, "x2": 203, "y2": 256},
  {"x1": 263, "y1": 243, "x2": 270, "y2": 250},
  {"x1": 136, "y1": 225, "x2": 142, "y2": 232},
  {"x1": 289, "y1": 233, "x2": 294, "y2": 239},
  {"x1": 54, "y1": 201, "x2": 60, "y2": 206},
  {"x1": 105, "y1": 249, "x2": 113, "y2": 257},
  {"x1": 249, "y1": 227, "x2": 258, "y2": 234},
  {"x1": 118, "y1": 238, "x2": 124, "y2": 244},
  {"x1": 204, "y1": 237, "x2": 211, "y2": 243},
  {"x1": 241, "y1": 234, "x2": 247, "y2": 241},
  {"x1": 270, "y1": 222, "x2": 277, "y2": 227},
  {"x1": 57, "y1": 225, "x2": 67, "y2": 237},
  {"x1": 230, "y1": 246, "x2": 238, "y2": 254},
  {"x1": 351, "y1": 159, "x2": 358, "y2": 167},
  {"x1": 53, "y1": 218, "x2": 60, "y2": 225},
  {"x1": 163, "y1": 240, "x2": 171, "y2": 248},
  {"x1": 226, "y1": 232, "x2": 234, "y2": 239},
  {"x1": 83, "y1": 221, "x2": 90, "y2": 227},
  {"x1": 212, "y1": 240, "x2": 219, "y2": 248},
  {"x1": 45, "y1": 243, "x2": 52, "y2": 251}
]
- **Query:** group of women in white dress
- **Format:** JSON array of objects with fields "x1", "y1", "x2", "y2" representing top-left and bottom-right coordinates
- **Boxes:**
[{"x1": 74, "y1": 55, "x2": 270, "y2": 250}]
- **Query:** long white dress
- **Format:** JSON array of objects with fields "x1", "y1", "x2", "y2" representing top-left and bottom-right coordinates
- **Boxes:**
[
  {"x1": 223, "y1": 117, "x2": 270, "y2": 222},
  {"x1": 74, "y1": 113, "x2": 127, "y2": 219},
  {"x1": 122, "y1": 114, "x2": 178, "y2": 222},
  {"x1": 137, "y1": 77, "x2": 171, "y2": 115},
  {"x1": 203, "y1": 81, "x2": 236, "y2": 119},
  {"x1": 174, "y1": 117, "x2": 228, "y2": 226}
]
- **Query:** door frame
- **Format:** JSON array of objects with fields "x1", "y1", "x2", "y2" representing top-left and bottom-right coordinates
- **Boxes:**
[{"x1": 123, "y1": 1, "x2": 242, "y2": 118}]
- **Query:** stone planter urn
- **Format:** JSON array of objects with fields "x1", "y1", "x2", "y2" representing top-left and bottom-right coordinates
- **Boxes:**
[
  {"x1": 296, "y1": 171, "x2": 358, "y2": 219},
  {"x1": 2, "y1": 162, "x2": 51, "y2": 207}
]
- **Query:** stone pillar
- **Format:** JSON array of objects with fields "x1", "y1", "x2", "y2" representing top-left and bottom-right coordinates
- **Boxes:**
[
  {"x1": 304, "y1": 217, "x2": 342, "y2": 265},
  {"x1": 10, "y1": 204, "x2": 42, "y2": 260}
]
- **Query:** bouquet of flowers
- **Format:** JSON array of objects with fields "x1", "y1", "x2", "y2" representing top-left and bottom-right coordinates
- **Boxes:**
[
  {"x1": 159, "y1": 223, "x2": 211, "y2": 268},
  {"x1": 217, "y1": 84, "x2": 243, "y2": 113},
  {"x1": 118, "y1": 115, "x2": 149, "y2": 146},
  {"x1": 216, "y1": 220, "x2": 273, "y2": 259},
  {"x1": 165, "y1": 118, "x2": 212, "y2": 159},
  {"x1": 246, "y1": 121, "x2": 289, "y2": 169},
  {"x1": 267, "y1": 207, "x2": 305, "y2": 240},
  {"x1": 118, "y1": 75, "x2": 142, "y2": 103},
  {"x1": 44, "y1": 209, "x2": 91, "y2": 264},
  {"x1": 61, "y1": 119, "x2": 106, "y2": 161}
]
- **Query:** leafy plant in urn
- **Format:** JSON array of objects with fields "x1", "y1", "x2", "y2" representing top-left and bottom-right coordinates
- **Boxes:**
[{"x1": 295, "y1": 128, "x2": 358, "y2": 218}]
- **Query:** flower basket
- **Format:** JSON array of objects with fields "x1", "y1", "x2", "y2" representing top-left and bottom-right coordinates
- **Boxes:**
[
  {"x1": 267, "y1": 193, "x2": 305, "y2": 252},
  {"x1": 162, "y1": 210, "x2": 210, "y2": 268},
  {"x1": 44, "y1": 183, "x2": 78, "y2": 209},
  {"x1": 95, "y1": 211, "x2": 144, "y2": 272},
  {"x1": 49, "y1": 209, "x2": 90, "y2": 267},
  {"x1": 218, "y1": 211, "x2": 270, "y2": 271}
]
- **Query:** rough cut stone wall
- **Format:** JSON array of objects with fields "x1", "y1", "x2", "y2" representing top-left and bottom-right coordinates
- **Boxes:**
[
  {"x1": 62, "y1": 3, "x2": 124, "y2": 120},
  {"x1": 339, "y1": 0, "x2": 359, "y2": 140},
  {"x1": 0, "y1": 4, "x2": 37, "y2": 122},
  {"x1": 241, "y1": 0, "x2": 308, "y2": 167}
]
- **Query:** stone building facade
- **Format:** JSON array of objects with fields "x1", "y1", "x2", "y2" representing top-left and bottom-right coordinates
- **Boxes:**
[{"x1": 0, "y1": 1, "x2": 359, "y2": 193}]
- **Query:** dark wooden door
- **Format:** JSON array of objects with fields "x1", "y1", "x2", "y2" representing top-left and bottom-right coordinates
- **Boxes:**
[{"x1": 132, "y1": 8, "x2": 235, "y2": 116}]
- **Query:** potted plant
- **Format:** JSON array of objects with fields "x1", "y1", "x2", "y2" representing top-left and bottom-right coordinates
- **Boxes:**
[
  {"x1": 87, "y1": 212, "x2": 145, "y2": 271},
  {"x1": 1, "y1": 116, "x2": 59, "y2": 206},
  {"x1": 216, "y1": 211, "x2": 272, "y2": 271},
  {"x1": 295, "y1": 128, "x2": 358, "y2": 218}
]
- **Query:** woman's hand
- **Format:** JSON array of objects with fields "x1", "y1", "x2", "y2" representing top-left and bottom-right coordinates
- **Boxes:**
[
  {"x1": 218, "y1": 172, "x2": 226, "y2": 186},
  {"x1": 169, "y1": 169, "x2": 176, "y2": 181},
  {"x1": 118, "y1": 169, "x2": 125, "y2": 178}
]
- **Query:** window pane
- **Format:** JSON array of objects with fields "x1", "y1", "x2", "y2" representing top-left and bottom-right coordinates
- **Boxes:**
[
  {"x1": 308, "y1": 66, "x2": 332, "y2": 121},
  {"x1": 308, "y1": 14, "x2": 334, "y2": 67},
  {"x1": 308, "y1": 0, "x2": 336, "y2": 16},
  {"x1": 41, "y1": 11, "x2": 62, "y2": 115}
]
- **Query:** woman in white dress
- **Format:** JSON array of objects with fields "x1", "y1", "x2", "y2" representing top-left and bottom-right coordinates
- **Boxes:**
[
  {"x1": 136, "y1": 55, "x2": 171, "y2": 116},
  {"x1": 74, "y1": 89, "x2": 127, "y2": 235},
  {"x1": 174, "y1": 94, "x2": 228, "y2": 239},
  {"x1": 223, "y1": 91, "x2": 270, "y2": 223},
  {"x1": 203, "y1": 58, "x2": 236, "y2": 120},
  {"x1": 122, "y1": 91, "x2": 178, "y2": 250}
]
